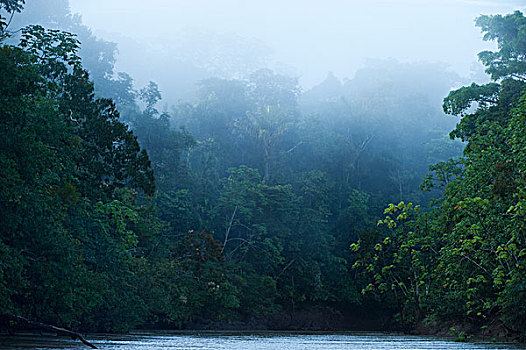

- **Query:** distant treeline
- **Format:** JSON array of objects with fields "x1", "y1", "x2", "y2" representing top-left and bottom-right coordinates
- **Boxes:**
[{"x1": 0, "y1": 0, "x2": 524, "y2": 338}]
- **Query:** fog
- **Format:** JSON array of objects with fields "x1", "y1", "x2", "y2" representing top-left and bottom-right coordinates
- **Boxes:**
[
  {"x1": 61, "y1": 0, "x2": 523, "y2": 102},
  {"x1": 3, "y1": 0, "x2": 526, "y2": 334}
]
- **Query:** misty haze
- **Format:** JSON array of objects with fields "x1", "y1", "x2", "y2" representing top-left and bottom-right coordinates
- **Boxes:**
[{"x1": 1, "y1": 0, "x2": 525, "y2": 349}]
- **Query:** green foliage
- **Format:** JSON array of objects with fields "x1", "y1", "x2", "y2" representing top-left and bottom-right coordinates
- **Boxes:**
[
  {"x1": 444, "y1": 11, "x2": 526, "y2": 143},
  {"x1": 0, "y1": 1, "x2": 24, "y2": 38},
  {"x1": 351, "y1": 202, "x2": 437, "y2": 327},
  {"x1": 421, "y1": 158, "x2": 463, "y2": 191},
  {"x1": 0, "y1": 0, "x2": 24, "y2": 13},
  {"x1": 442, "y1": 83, "x2": 500, "y2": 116},
  {"x1": 449, "y1": 327, "x2": 473, "y2": 342},
  {"x1": 436, "y1": 12, "x2": 526, "y2": 331},
  {"x1": 352, "y1": 10, "x2": 526, "y2": 336},
  {"x1": 0, "y1": 0, "x2": 25, "y2": 42},
  {"x1": 7, "y1": 1, "x2": 519, "y2": 335},
  {"x1": 0, "y1": 23, "x2": 157, "y2": 331},
  {"x1": 476, "y1": 11, "x2": 526, "y2": 82}
]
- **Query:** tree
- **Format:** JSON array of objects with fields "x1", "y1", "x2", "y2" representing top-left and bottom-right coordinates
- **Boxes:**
[
  {"x1": 236, "y1": 70, "x2": 301, "y2": 183},
  {"x1": 0, "y1": 23, "x2": 157, "y2": 331},
  {"x1": 0, "y1": 0, "x2": 24, "y2": 39},
  {"x1": 0, "y1": 0, "x2": 24, "y2": 12},
  {"x1": 351, "y1": 202, "x2": 438, "y2": 327},
  {"x1": 351, "y1": 11, "x2": 526, "y2": 335},
  {"x1": 434, "y1": 12, "x2": 526, "y2": 332},
  {"x1": 444, "y1": 11, "x2": 526, "y2": 143},
  {"x1": 476, "y1": 11, "x2": 526, "y2": 82}
]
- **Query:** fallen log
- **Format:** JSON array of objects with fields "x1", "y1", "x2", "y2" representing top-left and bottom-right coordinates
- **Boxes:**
[{"x1": 1, "y1": 313, "x2": 97, "y2": 349}]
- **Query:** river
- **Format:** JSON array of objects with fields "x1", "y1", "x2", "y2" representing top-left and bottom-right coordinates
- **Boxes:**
[{"x1": 1, "y1": 332, "x2": 524, "y2": 349}]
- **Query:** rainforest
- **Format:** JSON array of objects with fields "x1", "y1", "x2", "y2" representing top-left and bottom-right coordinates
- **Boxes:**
[{"x1": 0, "y1": 0, "x2": 525, "y2": 345}]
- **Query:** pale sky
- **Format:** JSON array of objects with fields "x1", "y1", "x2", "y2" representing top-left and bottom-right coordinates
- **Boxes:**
[{"x1": 68, "y1": 0, "x2": 524, "y2": 101}]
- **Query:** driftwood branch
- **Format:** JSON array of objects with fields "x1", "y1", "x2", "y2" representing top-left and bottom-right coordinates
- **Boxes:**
[{"x1": 1, "y1": 313, "x2": 97, "y2": 349}]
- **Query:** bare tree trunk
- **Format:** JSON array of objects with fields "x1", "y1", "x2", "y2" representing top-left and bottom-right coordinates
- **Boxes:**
[
  {"x1": 222, "y1": 205, "x2": 238, "y2": 253},
  {"x1": 263, "y1": 138, "x2": 270, "y2": 183}
]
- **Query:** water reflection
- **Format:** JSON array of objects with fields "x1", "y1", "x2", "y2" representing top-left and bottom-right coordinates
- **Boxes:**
[{"x1": 1, "y1": 332, "x2": 524, "y2": 350}]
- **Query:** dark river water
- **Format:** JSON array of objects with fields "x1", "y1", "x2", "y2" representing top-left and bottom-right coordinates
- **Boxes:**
[{"x1": 1, "y1": 332, "x2": 524, "y2": 350}]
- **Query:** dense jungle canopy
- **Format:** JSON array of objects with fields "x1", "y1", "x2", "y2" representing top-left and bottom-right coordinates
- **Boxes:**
[{"x1": 0, "y1": 0, "x2": 525, "y2": 339}]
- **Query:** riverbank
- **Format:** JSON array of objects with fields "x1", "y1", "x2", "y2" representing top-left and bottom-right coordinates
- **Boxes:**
[
  {"x1": 179, "y1": 306, "x2": 524, "y2": 344},
  {"x1": 411, "y1": 319, "x2": 524, "y2": 343},
  {"x1": 182, "y1": 306, "x2": 381, "y2": 332}
]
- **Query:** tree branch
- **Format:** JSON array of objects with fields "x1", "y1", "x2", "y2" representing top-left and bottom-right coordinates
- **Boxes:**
[{"x1": 1, "y1": 313, "x2": 97, "y2": 349}]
